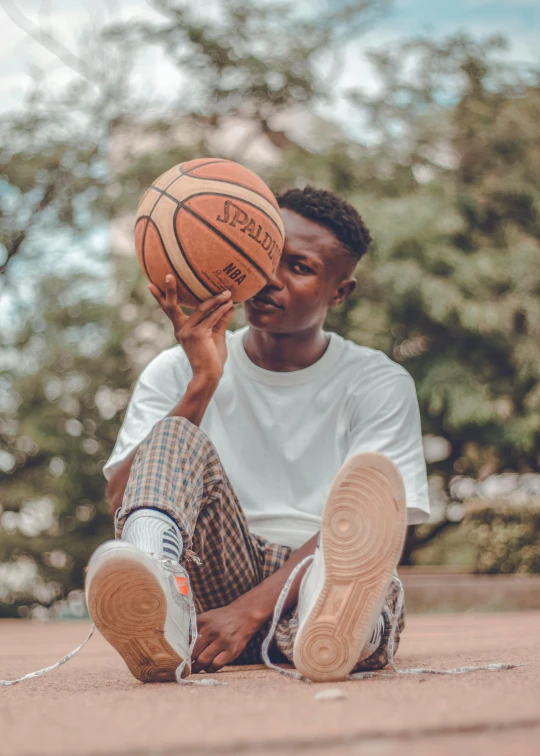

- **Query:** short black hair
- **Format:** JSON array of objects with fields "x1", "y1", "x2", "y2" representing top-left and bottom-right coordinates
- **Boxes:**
[{"x1": 276, "y1": 186, "x2": 371, "y2": 262}]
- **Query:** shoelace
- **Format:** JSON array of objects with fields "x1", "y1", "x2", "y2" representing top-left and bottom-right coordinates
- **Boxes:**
[
  {"x1": 261, "y1": 555, "x2": 522, "y2": 681},
  {"x1": 1, "y1": 557, "x2": 521, "y2": 687},
  {"x1": 0, "y1": 625, "x2": 96, "y2": 687},
  {"x1": 172, "y1": 565, "x2": 225, "y2": 686},
  {"x1": 0, "y1": 557, "x2": 225, "y2": 688}
]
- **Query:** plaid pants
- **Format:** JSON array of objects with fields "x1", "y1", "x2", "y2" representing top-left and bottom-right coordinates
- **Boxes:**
[{"x1": 115, "y1": 417, "x2": 404, "y2": 670}]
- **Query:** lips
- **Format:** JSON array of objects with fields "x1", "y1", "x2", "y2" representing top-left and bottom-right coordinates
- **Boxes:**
[{"x1": 249, "y1": 292, "x2": 283, "y2": 310}]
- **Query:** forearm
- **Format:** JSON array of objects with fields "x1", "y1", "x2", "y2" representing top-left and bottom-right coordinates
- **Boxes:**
[
  {"x1": 232, "y1": 534, "x2": 319, "y2": 631},
  {"x1": 107, "y1": 374, "x2": 219, "y2": 515},
  {"x1": 168, "y1": 373, "x2": 220, "y2": 426}
]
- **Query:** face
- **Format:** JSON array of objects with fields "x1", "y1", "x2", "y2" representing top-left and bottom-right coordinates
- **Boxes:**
[{"x1": 244, "y1": 209, "x2": 357, "y2": 334}]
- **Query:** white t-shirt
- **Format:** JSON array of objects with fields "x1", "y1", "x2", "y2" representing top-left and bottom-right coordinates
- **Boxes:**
[{"x1": 104, "y1": 327, "x2": 429, "y2": 549}]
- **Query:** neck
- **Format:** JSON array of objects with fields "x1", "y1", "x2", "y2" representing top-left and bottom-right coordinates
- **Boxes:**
[{"x1": 243, "y1": 325, "x2": 330, "y2": 372}]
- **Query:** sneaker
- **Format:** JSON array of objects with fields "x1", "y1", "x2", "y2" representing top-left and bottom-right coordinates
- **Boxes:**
[
  {"x1": 85, "y1": 540, "x2": 195, "y2": 683},
  {"x1": 293, "y1": 452, "x2": 407, "y2": 682}
]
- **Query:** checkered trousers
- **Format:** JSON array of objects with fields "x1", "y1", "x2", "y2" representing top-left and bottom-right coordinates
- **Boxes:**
[{"x1": 115, "y1": 416, "x2": 405, "y2": 670}]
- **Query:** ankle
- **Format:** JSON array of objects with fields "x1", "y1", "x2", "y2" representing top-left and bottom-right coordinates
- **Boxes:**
[{"x1": 122, "y1": 509, "x2": 183, "y2": 562}]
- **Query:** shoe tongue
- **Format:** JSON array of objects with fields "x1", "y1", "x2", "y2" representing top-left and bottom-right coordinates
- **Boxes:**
[{"x1": 159, "y1": 558, "x2": 185, "y2": 575}]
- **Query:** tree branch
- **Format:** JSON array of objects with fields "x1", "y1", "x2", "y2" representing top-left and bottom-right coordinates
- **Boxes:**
[
  {"x1": 0, "y1": 182, "x2": 57, "y2": 276},
  {"x1": 0, "y1": 0, "x2": 98, "y2": 84}
]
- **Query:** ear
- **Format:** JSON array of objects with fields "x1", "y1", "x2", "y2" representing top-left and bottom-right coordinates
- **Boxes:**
[{"x1": 329, "y1": 278, "x2": 356, "y2": 308}]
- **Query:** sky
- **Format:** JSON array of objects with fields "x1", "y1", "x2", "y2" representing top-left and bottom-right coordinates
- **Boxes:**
[
  {"x1": 0, "y1": 0, "x2": 538, "y2": 117},
  {"x1": 1, "y1": 0, "x2": 538, "y2": 326}
]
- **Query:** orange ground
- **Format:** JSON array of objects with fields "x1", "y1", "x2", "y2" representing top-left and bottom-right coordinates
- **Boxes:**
[{"x1": 1, "y1": 612, "x2": 539, "y2": 755}]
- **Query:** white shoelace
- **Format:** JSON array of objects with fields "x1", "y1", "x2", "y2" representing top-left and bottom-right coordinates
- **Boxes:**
[
  {"x1": 0, "y1": 625, "x2": 96, "y2": 687},
  {"x1": 1, "y1": 557, "x2": 521, "y2": 688},
  {"x1": 261, "y1": 555, "x2": 522, "y2": 681},
  {"x1": 173, "y1": 571, "x2": 226, "y2": 687},
  {"x1": 0, "y1": 557, "x2": 225, "y2": 688}
]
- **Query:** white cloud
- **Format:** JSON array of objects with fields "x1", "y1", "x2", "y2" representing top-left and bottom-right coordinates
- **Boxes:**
[{"x1": 0, "y1": 0, "x2": 537, "y2": 119}]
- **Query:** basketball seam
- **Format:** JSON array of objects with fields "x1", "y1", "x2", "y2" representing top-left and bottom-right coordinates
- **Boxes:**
[
  {"x1": 136, "y1": 215, "x2": 155, "y2": 292},
  {"x1": 147, "y1": 171, "x2": 188, "y2": 214},
  {"x1": 135, "y1": 185, "x2": 163, "y2": 293},
  {"x1": 151, "y1": 185, "x2": 276, "y2": 281},
  {"x1": 141, "y1": 168, "x2": 279, "y2": 300},
  {"x1": 178, "y1": 203, "x2": 270, "y2": 283},
  {"x1": 171, "y1": 205, "x2": 221, "y2": 298},
  {"x1": 145, "y1": 174, "x2": 211, "y2": 303},
  {"x1": 150, "y1": 183, "x2": 283, "y2": 239},
  {"x1": 180, "y1": 159, "x2": 232, "y2": 175},
  {"x1": 142, "y1": 215, "x2": 203, "y2": 304},
  {"x1": 179, "y1": 173, "x2": 280, "y2": 218}
]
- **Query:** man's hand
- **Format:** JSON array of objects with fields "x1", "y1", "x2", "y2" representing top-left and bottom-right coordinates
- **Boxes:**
[
  {"x1": 149, "y1": 275, "x2": 235, "y2": 382},
  {"x1": 191, "y1": 603, "x2": 260, "y2": 673},
  {"x1": 190, "y1": 534, "x2": 318, "y2": 674}
]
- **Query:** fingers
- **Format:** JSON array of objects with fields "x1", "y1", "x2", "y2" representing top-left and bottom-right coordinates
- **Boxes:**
[
  {"x1": 192, "y1": 617, "x2": 213, "y2": 660},
  {"x1": 149, "y1": 278, "x2": 189, "y2": 331},
  {"x1": 213, "y1": 302, "x2": 236, "y2": 336},
  {"x1": 148, "y1": 283, "x2": 164, "y2": 304},
  {"x1": 164, "y1": 274, "x2": 179, "y2": 311},
  {"x1": 164, "y1": 276, "x2": 189, "y2": 327},
  {"x1": 189, "y1": 290, "x2": 232, "y2": 327},
  {"x1": 192, "y1": 640, "x2": 225, "y2": 674},
  {"x1": 150, "y1": 277, "x2": 234, "y2": 335},
  {"x1": 197, "y1": 300, "x2": 235, "y2": 331},
  {"x1": 205, "y1": 649, "x2": 230, "y2": 674}
]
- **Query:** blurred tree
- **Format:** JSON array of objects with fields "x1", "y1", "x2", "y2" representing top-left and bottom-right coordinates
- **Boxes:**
[
  {"x1": 0, "y1": 12, "x2": 147, "y2": 327},
  {"x1": 0, "y1": 264, "x2": 179, "y2": 617},
  {"x1": 104, "y1": 0, "x2": 389, "y2": 221},
  {"x1": 2, "y1": 6, "x2": 540, "y2": 619},
  {"x1": 0, "y1": 0, "x2": 390, "y2": 615},
  {"x1": 340, "y1": 34, "x2": 540, "y2": 561},
  {"x1": 107, "y1": 0, "x2": 388, "y2": 129}
]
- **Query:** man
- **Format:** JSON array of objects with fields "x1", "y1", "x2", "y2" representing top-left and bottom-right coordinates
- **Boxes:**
[{"x1": 85, "y1": 186, "x2": 429, "y2": 683}]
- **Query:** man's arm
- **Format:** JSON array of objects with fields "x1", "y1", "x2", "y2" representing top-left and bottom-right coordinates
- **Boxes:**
[
  {"x1": 237, "y1": 534, "x2": 318, "y2": 625},
  {"x1": 192, "y1": 534, "x2": 318, "y2": 673},
  {"x1": 107, "y1": 276, "x2": 235, "y2": 515}
]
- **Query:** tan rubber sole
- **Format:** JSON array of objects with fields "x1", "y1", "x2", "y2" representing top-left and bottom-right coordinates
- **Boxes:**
[
  {"x1": 87, "y1": 555, "x2": 186, "y2": 683},
  {"x1": 293, "y1": 453, "x2": 406, "y2": 682}
]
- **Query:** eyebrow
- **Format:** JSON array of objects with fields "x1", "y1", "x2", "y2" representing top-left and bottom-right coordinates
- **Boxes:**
[{"x1": 284, "y1": 251, "x2": 322, "y2": 267}]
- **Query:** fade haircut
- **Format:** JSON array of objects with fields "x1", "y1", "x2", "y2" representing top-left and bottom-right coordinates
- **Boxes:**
[{"x1": 276, "y1": 186, "x2": 372, "y2": 261}]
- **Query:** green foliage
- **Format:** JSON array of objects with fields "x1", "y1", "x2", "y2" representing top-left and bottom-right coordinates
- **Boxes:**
[
  {"x1": 0, "y1": 267, "x2": 179, "y2": 616},
  {"x1": 465, "y1": 503, "x2": 540, "y2": 574},
  {"x1": 1, "y1": 10, "x2": 539, "y2": 612},
  {"x1": 1, "y1": 280, "x2": 118, "y2": 615},
  {"x1": 106, "y1": 0, "x2": 388, "y2": 121},
  {"x1": 0, "y1": 115, "x2": 108, "y2": 280},
  {"x1": 338, "y1": 36, "x2": 540, "y2": 486}
]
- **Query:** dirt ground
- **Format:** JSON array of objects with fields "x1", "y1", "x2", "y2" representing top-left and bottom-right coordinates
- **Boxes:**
[{"x1": 1, "y1": 612, "x2": 539, "y2": 756}]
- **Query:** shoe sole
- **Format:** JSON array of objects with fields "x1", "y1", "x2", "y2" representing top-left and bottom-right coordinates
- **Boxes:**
[
  {"x1": 87, "y1": 554, "x2": 185, "y2": 683},
  {"x1": 293, "y1": 452, "x2": 406, "y2": 682}
]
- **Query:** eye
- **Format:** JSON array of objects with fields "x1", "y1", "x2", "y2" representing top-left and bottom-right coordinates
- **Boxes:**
[{"x1": 291, "y1": 261, "x2": 313, "y2": 274}]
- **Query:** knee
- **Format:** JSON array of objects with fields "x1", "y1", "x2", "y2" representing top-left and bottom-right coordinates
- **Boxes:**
[
  {"x1": 150, "y1": 416, "x2": 214, "y2": 452},
  {"x1": 154, "y1": 416, "x2": 197, "y2": 433}
]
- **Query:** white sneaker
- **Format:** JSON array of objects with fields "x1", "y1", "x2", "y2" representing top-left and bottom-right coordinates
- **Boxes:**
[
  {"x1": 85, "y1": 540, "x2": 195, "y2": 683},
  {"x1": 293, "y1": 452, "x2": 407, "y2": 682}
]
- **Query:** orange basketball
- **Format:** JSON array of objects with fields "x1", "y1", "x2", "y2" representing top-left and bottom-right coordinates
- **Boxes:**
[{"x1": 134, "y1": 158, "x2": 285, "y2": 306}]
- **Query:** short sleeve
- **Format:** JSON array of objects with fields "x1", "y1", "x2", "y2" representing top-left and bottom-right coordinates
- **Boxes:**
[
  {"x1": 102, "y1": 348, "x2": 191, "y2": 480},
  {"x1": 346, "y1": 372, "x2": 429, "y2": 525}
]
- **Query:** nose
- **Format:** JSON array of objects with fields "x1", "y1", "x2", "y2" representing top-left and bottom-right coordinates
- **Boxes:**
[{"x1": 264, "y1": 262, "x2": 285, "y2": 291}]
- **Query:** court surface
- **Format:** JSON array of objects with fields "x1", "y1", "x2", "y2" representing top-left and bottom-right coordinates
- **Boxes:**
[{"x1": 1, "y1": 612, "x2": 539, "y2": 755}]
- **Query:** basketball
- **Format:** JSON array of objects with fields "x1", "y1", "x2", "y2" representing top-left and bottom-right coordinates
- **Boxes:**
[{"x1": 134, "y1": 158, "x2": 285, "y2": 306}]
